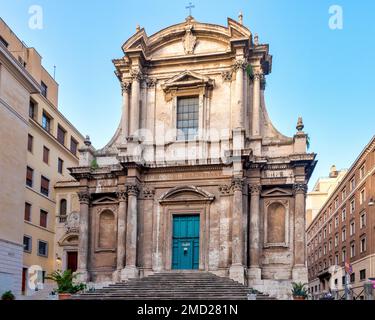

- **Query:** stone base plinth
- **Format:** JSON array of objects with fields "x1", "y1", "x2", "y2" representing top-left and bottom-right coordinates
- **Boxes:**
[
  {"x1": 250, "y1": 279, "x2": 294, "y2": 300},
  {"x1": 292, "y1": 265, "x2": 308, "y2": 283},
  {"x1": 120, "y1": 266, "x2": 139, "y2": 281},
  {"x1": 75, "y1": 270, "x2": 89, "y2": 283},
  {"x1": 247, "y1": 267, "x2": 261, "y2": 281},
  {"x1": 229, "y1": 264, "x2": 245, "y2": 285},
  {"x1": 112, "y1": 269, "x2": 122, "y2": 282}
]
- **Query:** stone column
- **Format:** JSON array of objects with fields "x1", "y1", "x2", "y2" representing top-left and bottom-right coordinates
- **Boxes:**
[
  {"x1": 77, "y1": 191, "x2": 90, "y2": 282},
  {"x1": 233, "y1": 59, "x2": 245, "y2": 129},
  {"x1": 121, "y1": 82, "x2": 131, "y2": 140},
  {"x1": 142, "y1": 187, "x2": 155, "y2": 276},
  {"x1": 113, "y1": 188, "x2": 127, "y2": 282},
  {"x1": 129, "y1": 70, "x2": 142, "y2": 136},
  {"x1": 248, "y1": 184, "x2": 262, "y2": 280},
  {"x1": 122, "y1": 184, "x2": 139, "y2": 280},
  {"x1": 252, "y1": 72, "x2": 262, "y2": 136},
  {"x1": 292, "y1": 183, "x2": 308, "y2": 282},
  {"x1": 229, "y1": 178, "x2": 245, "y2": 284}
]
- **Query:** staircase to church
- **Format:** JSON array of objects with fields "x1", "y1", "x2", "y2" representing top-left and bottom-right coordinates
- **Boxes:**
[{"x1": 73, "y1": 272, "x2": 275, "y2": 300}]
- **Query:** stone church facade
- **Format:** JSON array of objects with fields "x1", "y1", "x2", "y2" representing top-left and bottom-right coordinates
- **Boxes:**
[{"x1": 69, "y1": 15, "x2": 316, "y2": 299}]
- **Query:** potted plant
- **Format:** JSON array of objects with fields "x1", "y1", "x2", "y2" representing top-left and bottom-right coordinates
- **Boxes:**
[
  {"x1": 1, "y1": 290, "x2": 15, "y2": 301},
  {"x1": 247, "y1": 288, "x2": 259, "y2": 300},
  {"x1": 46, "y1": 270, "x2": 86, "y2": 300},
  {"x1": 291, "y1": 282, "x2": 309, "y2": 300}
]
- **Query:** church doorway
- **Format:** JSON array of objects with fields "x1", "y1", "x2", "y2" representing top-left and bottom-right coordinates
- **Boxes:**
[
  {"x1": 66, "y1": 251, "x2": 78, "y2": 272},
  {"x1": 172, "y1": 215, "x2": 200, "y2": 270}
]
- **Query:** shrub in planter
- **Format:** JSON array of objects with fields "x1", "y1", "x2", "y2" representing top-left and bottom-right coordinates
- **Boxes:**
[
  {"x1": 46, "y1": 270, "x2": 86, "y2": 300},
  {"x1": 291, "y1": 282, "x2": 309, "y2": 300},
  {"x1": 1, "y1": 291, "x2": 15, "y2": 300}
]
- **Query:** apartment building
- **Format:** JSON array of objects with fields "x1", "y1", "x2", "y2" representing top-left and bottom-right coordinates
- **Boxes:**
[
  {"x1": 0, "y1": 18, "x2": 85, "y2": 296},
  {"x1": 306, "y1": 136, "x2": 375, "y2": 299}
]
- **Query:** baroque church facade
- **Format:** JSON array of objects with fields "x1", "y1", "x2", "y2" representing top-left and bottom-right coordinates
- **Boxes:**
[{"x1": 69, "y1": 15, "x2": 316, "y2": 299}]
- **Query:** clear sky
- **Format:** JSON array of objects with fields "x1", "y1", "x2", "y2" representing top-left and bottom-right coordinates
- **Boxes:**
[{"x1": 1, "y1": 0, "x2": 374, "y2": 188}]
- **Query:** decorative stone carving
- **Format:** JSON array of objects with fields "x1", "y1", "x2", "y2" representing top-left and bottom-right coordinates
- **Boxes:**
[
  {"x1": 142, "y1": 187, "x2": 155, "y2": 199},
  {"x1": 232, "y1": 59, "x2": 247, "y2": 71},
  {"x1": 121, "y1": 82, "x2": 131, "y2": 94},
  {"x1": 249, "y1": 184, "x2": 262, "y2": 195},
  {"x1": 182, "y1": 26, "x2": 197, "y2": 55},
  {"x1": 221, "y1": 71, "x2": 233, "y2": 82},
  {"x1": 293, "y1": 183, "x2": 308, "y2": 195},
  {"x1": 65, "y1": 212, "x2": 80, "y2": 234},
  {"x1": 127, "y1": 184, "x2": 140, "y2": 196},
  {"x1": 252, "y1": 72, "x2": 264, "y2": 81},
  {"x1": 218, "y1": 184, "x2": 232, "y2": 195},
  {"x1": 231, "y1": 178, "x2": 244, "y2": 192},
  {"x1": 116, "y1": 189, "x2": 128, "y2": 202},
  {"x1": 145, "y1": 77, "x2": 157, "y2": 89},
  {"x1": 78, "y1": 191, "x2": 90, "y2": 204},
  {"x1": 130, "y1": 68, "x2": 144, "y2": 81}
]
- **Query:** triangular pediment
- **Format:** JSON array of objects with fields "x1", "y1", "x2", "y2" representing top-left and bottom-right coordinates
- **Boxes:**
[
  {"x1": 162, "y1": 70, "x2": 214, "y2": 90},
  {"x1": 262, "y1": 187, "x2": 292, "y2": 197},
  {"x1": 92, "y1": 196, "x2": 118, "y2": 205}
]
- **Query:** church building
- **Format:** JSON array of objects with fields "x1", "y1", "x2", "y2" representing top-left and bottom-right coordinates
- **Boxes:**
[{"x1": 69, "y1": 14, "x2": 316, "y2": 299}]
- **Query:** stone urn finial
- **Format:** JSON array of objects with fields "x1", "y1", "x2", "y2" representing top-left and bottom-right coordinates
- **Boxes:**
[
  {"x1": 136, "y1": 25, "x2": 141, "y2": 32},
  {"x1": 296, "y1": 117, "x2": 304, "y2": 132},
  {"x1": 84, "y1": 135, "x2": 91, "y2": 147},
  {"x1": 254, "y1": 33, "x2": 259, "y2": 46},
  {"x1": 238, "y1": 11, "x2": 243, "y2": 25}
]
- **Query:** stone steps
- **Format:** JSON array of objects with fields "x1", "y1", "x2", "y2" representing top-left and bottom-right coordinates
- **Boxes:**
[{"x1": 74, "y1": 272, "x2": 276, "y2": 300}]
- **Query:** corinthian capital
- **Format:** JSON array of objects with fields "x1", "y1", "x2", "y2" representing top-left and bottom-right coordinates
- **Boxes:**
[
  {"x1": 130, "y1": 68, "x2": 144, "y2": 81},
  {"x1": 116, "y1": 188, "x2": 128, "y2": 201},
  {"x1": 127, "y1": 184, "x2": 140, "y2": 197},
  {"x1": 121, "y1": 82, "x2": 131, "y2": 94},
  {"x1": 77, "y1": 191, "x2": 90, "y2": 204},
  {"x1": 232, "y1": 59, "x2": 247, "y2": 71},
  {"x1": 249, "y1": 184, "x2": 262, "y2": 195},
  {"x1": 293, "y1": 183, "x2": 308, "y2": 195},
  {"x1": 231, "y1": 178, "x2": 244, "y2": 192},
  {"x1": 252, "y1": 72, "x2": 264, "y2": 81}
]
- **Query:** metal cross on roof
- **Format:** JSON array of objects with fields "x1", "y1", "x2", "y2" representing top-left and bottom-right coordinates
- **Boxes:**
[{"x1": 186, "y1": 2, "x2": 195, "y2": 16}]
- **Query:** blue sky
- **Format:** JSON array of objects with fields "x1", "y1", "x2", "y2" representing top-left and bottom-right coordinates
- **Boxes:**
[{"x1": 1, "y1": 0, "x2": 374, "y2": 187}]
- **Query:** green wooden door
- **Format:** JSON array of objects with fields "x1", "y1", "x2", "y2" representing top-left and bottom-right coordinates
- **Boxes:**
[{"x1": 172, "y1": 215, "x2": 200, "y2": 270}]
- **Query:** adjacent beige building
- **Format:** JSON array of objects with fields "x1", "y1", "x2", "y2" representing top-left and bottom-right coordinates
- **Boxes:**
[
  {"x1": 0, "y1": 18, "x2": 85, "y2": 296},
  {"x1": 306, "y1": 165, "x2": 347, "y2": 227},
  {"x1": 0, "y1": 26, "x2": 40, "y2": 297},
  {"x1": 307, "y1": 136, "x2": 375, "y2": 299}
]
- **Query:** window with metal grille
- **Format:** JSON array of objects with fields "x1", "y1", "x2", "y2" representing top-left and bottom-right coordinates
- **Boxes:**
[
  {"x1": 23, "y1": 236, "x2": 32, "y2": 253},
  {"x1": 37, "y1": 240, "x2": 48, "y2": 257},
  {"x1": 176, "y1": 96, "x2": 199, "y2": 141}
]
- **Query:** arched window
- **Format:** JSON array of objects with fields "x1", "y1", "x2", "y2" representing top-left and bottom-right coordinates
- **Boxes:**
[
  {"x1": 60, "y1": 199, "x2": 67, "y2": 216},
  {"x1": 99, "y1": 210, "x2": 115, "y2": 249},
  {"x1": 267, "y1": 202, "x2": 286, "y2": 244}
]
